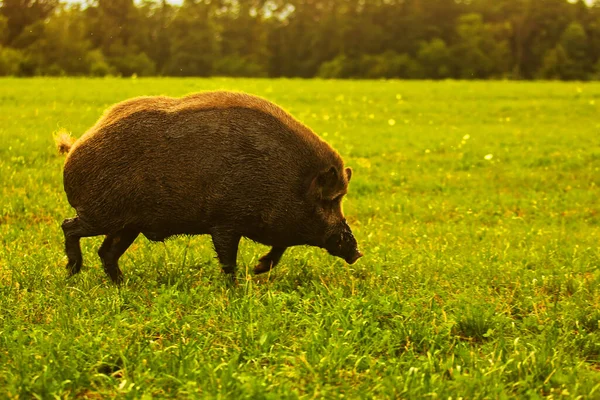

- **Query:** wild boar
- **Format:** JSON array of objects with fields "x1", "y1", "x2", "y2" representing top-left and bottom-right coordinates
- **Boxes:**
[{"x1": 56, "y1": 91, "x2": 362, "y2": 283}]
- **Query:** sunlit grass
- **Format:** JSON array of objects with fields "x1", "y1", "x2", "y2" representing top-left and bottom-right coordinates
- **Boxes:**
[{"x1": 1, "y1": 78, "x2": 599, "y2": 398}]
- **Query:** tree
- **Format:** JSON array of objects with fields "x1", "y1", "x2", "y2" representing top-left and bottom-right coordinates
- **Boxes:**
[
  {"x1": 0, "y1": 0, "x2": 58, "y2": 45},
  {"x1": 560, "y1": 22, "x2": 591, "y2": 79},
  {"x1": 214, "y1": 0, "x2": 269, "y2": 77},
  {"x1": 417, "y1": 38, "x2": 451, "y2": 79},
  {"x1": 138, "y1": 0, "x2": 174, "y2": 74},
  {"x1": 165, "y1": 0, "x2": 217, "y2": 76},
  {"x1": 0, "y1": 14, "x2": 8, "y2": 44},
  {"x1": 450, "y1": 13, "x2": 511, "y2": 79},
  {"x1": 83, "y1": 0, "x2": 155, "y2": 76},
  {"x1": 0, "y1": 0, "x2": 598, "y2": 79},
  {"x1": 0, "y1": 45, "x2": 23, "y2": 75},
  {"x1": 541, "y1": 22, "x2": 591, "y2": 80}
]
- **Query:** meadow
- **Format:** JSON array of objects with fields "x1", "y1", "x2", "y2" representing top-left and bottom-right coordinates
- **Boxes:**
[{"x1": 0, "y1": 78, "x2": 599, "y2": 399}]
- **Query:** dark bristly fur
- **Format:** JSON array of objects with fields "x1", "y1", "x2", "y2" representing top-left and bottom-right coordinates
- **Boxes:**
[{"x1": 57, "y1": 91, "x2": 362, "y2": 283}]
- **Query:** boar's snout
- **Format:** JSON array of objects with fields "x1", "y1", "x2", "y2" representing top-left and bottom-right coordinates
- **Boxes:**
[
  {"x1": 325, "y1": 220, "x2": 363, "y2": 264},
  {"x1": 345, "y1": 249, "x2": 364, "y2": 265}
]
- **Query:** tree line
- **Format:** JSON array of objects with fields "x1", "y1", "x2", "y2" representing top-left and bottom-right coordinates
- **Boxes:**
[{"x1": 1, "y1": 0, "x2": 600, "y2": 80}]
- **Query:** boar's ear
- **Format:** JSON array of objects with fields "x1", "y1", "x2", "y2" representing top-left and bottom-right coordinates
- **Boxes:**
[
  {"x1": 345, "y1": 167, "x2": 353, "y2": 183},
  {"x1": 311, "y1": 166, "x2": 339, "y2": 199}
]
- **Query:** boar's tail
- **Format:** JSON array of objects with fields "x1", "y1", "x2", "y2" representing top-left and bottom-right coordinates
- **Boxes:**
[{"x1": 54, "y1": 129, "x2": 75, "y2": 155}]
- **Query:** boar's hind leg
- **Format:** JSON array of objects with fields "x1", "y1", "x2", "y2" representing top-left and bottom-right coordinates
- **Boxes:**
[
  {"x1": 254, "y1": 247, "x2": 287, "y2": 275},
  {"x1": 98, "y1": 229, "x2": 139, "y2": 284},
  {"x1": 211, "y1": 229, "x2": 241, "y2": 279},
  {"x1": 62, "y1": 217, "x2": 102, "y2": 276}
]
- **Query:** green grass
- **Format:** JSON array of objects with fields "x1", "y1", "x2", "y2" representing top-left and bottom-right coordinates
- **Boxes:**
[{"x1": 1, "y1": 77, "x2": 600, "y2": 398}]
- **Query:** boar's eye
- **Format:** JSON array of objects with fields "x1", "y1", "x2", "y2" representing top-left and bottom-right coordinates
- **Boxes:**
[{"x1": 322, "y1": 194, "x2": 343, "y2": 208}]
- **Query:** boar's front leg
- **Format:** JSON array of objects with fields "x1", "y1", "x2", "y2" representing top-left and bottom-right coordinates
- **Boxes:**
[
  {"x1": 254, "y1": 247, "x2": 287, "y2": 275},
  {"x1": 98, "y1": 229, "x2": 139, "y2": 284},
  {"x1": 211, "y1": 228, "x2": 241, "y2": 279}
]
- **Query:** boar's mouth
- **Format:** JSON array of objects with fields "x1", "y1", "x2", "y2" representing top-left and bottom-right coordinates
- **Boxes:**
[
  {"x1": 325, "y1": 221, "x2": 363, "y2": 264},
  {"x1": 345, "y1": 250, "x2": 364, "y2": 265}
]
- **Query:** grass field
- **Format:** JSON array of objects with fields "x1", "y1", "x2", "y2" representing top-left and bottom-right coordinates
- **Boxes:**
[{"x1": 1, "y1": 78, "x2": 599, "y2": 398}]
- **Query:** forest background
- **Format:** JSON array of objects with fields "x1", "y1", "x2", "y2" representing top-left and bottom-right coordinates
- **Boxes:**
[{"x1": 1, "y1": 0, "x2": 600, "y2": 80}]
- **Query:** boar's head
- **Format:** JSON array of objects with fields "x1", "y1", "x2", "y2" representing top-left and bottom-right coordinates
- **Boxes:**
[{"x1": 306, "y1": 166, "x2": 363, "y2": 264}]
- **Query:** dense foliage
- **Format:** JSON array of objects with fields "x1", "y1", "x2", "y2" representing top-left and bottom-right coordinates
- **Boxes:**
[{"x1": 1, "y1": 0, "x2": 600, "y2": 79}]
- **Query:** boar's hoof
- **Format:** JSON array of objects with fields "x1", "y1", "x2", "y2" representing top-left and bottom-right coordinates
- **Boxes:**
[
  {"x1": 221, "y1": 266, "x2": 237, "y2": 283},
  {"x1": 222, "y1": 265, "x2": 235, "y2": 274},
  {"x1": 254, "y1": 259, "x2": 274, "y2": 275},
  {"x1": 66, "y1": 260, "x2": 82, "y2": 276},
  {"x1": 104, "y1": 268, "x2": 124, "y2": 284},
  {"x1": 253, "y1": 247, "x2": 285, "y2": 275}
]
